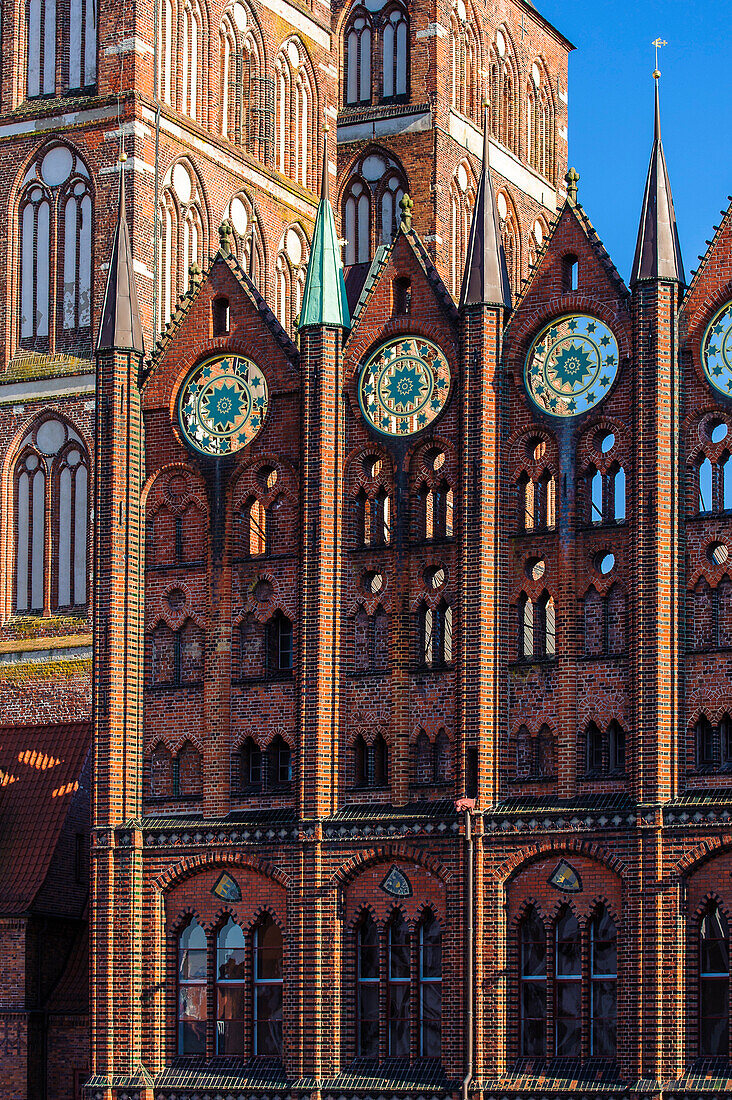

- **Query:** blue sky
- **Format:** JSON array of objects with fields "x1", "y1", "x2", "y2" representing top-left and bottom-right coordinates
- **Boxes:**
[{"x1": 536, "y1": 0, "x2": 731, "y2": 284}]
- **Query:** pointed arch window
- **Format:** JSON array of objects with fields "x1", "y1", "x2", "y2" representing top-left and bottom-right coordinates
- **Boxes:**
[
  {"x1": 518, "y1": 594, "x2": 533, "y2": 659},
  {"x1": 344, "y1": 9, "x2": 372, "y2": 104},
  {"x1": 275, "y1": 225, "x2": 309, "y2": 334},
  {"x1": 275, "y1": 40, "x2": 316, "y2": 189},
  {"x1": 223, "y1": 191, "x2": 266, "y2": 291},
  {"x1": 357, "y1": 915, "x2": 380, "y2": 1056},
  {"x1": 266, "y1": 612, "x2": 293, "y2": 675},
  {"x1": 589, "y1": 906, "x2": 617, "y2": 1056},
  {"x1": 27, "y1": 0, "x2": 97, "y2": 97},
  {"x1": 418, "y1": 911, "x2": 442, "y2": 1056},
  {"x1": 450, "y1": 11, "x2": 479, "y2": 122},
  {"x1": 420, "y1": 603, "x2": 453, "y2": 667},
  {"x1": 527, "y1": 63, "x2": 555, "y2": 183},
  {"x1": 516, "y1": 904, "x2": 619, "y2": 1060},
  {"x1": 219, "y1": 2, "x2": 265, "y2": 154},
  {"x1": 343, "y1": 177, "x2": 371, "y2": 265},
  {"x1": 181, "y1": 0, "x2": 203, "y2": 120},
  {"x1": 387, "y1": 912, "x2": 411, "y2": 1055},
  {"x1": 14, "y1": 418, "x2": 89, "y2": 615},
  {"x1": 19, "y1": 147, "x2": 93, "y2": 353},
  {"x1": 554, "y1": 908, "x2": 582, "y2": 1056},
  {"x1": 700, "y1": 902, "x2": 730, "y2": 1057},
  {"x1": 342, "y1": 150, "x2": 408, "y2": 263},
  {"x1": 157, "y1": 163, "x2": 206, "y2": 330},
  {"x1": 489, "y1": 43, "x2": 516, "y2": 151},
  {"x1": 178, "y1": 919, "x2": 208, "y2": 1055},
  {"x1": 253, "y1": 916, "x2": 283, "y2": 1056},
  {"x1": 382, "y1": 5, "x2": 408, "y2": 99},
  {"x1": 379, "y1": 171, "x2": 406, "y2": 245},
  {"x1": 519, "y1": 906, "x2": 547, "y2": 1055},
  {"x1": 450, "y1": 165, "x2": 475, "y2": 298},
  {"x1": 217, "y1": 917, "x2": 247, "y2": 1054}
]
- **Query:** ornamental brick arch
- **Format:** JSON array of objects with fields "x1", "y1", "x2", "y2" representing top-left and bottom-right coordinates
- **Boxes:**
[
  {"x1": 331, "y1": 843, "x2": 453, "y2": 889},
  {"x1": 494, "y1": 837, "x2": 628, "y2": 886},
  {"x1": 155, "y1": 850, "x2": 290, "y2": 894},
  {"x1": 336, "y1": 850, "x2": 449, "y2": 928}
]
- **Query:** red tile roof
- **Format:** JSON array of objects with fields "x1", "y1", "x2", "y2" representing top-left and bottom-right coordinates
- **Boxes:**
[{"x1": 0, "y1": 722, "x2": 90, "y2": 916}]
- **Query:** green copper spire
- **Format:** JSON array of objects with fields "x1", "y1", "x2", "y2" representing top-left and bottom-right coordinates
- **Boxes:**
[{"x1": 298, "y1": 130, "x2": 350, "y2": 331}]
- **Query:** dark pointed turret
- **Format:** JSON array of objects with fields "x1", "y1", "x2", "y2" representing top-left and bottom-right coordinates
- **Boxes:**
[
  {"x1": 97, "y1": 154, "x2": 145, "y2": 354},
  {"x1": 630, "y1": 73, "x2": 684, "y2": 286},
  {"x1": 459, "y1": 103, "x2": 512, "y2": 310},
  {"x1": 298, "y1": 129, "x2": 350, "y2": 330}
]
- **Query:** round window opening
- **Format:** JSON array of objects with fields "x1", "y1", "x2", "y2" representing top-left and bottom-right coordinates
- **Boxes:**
[
  {"x1": 425, "y1": 566, "x2": 446, "y2": 590},
  {"x1": 258, "y1": 465, "x2": 278, "y2": 491},
  {"x1": 709, "y1": 420, "x2": 729, "y2": 444},
  {"x1": 596, "y1": 552, "x2": 615, "y2": 576},
  {"x1": 525, "y1": 314, "x2": 620, "y2": 418},
  {"x1": 526, "y1": 557, "x2": 546, "y2": 582},
  {"x1": 598, "y1": 430, "x2": 615, "y2": 454},
  {"x1": 709, "y1": 542, "x2": 729, "y2": 566},
  {"x1": 363, "y1": 570, "x2": 384, "y2": 594},
  {"x1": 364, "y1": 456, "x2": 383, "y2": 478},
  {"x1": 358, "y1": 337, "x2": 452, "y2": 437}
]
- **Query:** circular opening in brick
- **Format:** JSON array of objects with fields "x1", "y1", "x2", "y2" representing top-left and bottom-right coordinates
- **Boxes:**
[
  {"x1": 425, "y1": 565, "x2": 446, "y2": 590},
  {"x1": 528, "y1": 437, "x2": 546, "y2": 462},
  {"x1": 253, "y1": 580, "x2": 273, "y2": 603},
  {"x1": 363, "y1": 570, "x2": 384, "y2": 594},
  {"x1": 526, "y1": 557, "x2": 546, "y2": 581},
  {"x1": 709, "y1": 420, "x2": 729, "y2": 444},
  {"x1": 36, "y1": 418, "x2": 66, "y2": 455},
  {"x1": 166, "y1": 474, "x2": 187, "y2": 502},
  {"x1": 425, "y1": 448, "x2": 445, "y2": 472},
  {"x1": 709, "y1": 542, "x2": 729, "y2": 566},
  {"x1": 165, "y1": 588, "x2": 185, "y2": 613},
  {"x1": 598, "y1": 430, "x2": 615, "y2": 454},
  {"x1": 364, "y1": 456, "x2": 383, "y2": 478},
  {"x1": 596, "y1": 552, "x2": 615, "y2": 575},
  {"x1": 258, "y1": 465, "x2": 277, "y2": 491}
]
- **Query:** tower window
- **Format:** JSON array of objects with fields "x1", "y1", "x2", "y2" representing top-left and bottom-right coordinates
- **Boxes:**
[
  {"x1": 393, "y1": 276, "x2": 411, "y2": 315},
  {"x1": 213, "y1": 296, "x2": 230, "y2": 335},
  {"x1": 562, "y1": 254, "x2": 578, "y2": 292}
]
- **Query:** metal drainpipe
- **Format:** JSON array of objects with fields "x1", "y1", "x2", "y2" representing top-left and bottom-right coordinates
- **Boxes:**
[{"x1": 461, "y1": 806, "x2": 474, "y2": 1100}]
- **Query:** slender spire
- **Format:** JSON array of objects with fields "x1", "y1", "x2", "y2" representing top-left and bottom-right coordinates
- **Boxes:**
[
  {"x1": 97, "y1": 154, "x2": 145, "y2": 354},
  {"x1": 630, "y1": 72, "x2": 684, "y2": 286},
  {"x1": 459, "y1": 103, "x2": 511, "y2": 310},
  {"x1": 298, "y1": 129, "x2": 351, "y2": 330}
]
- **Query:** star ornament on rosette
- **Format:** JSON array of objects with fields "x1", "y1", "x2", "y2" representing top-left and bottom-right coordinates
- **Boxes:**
[
  {"x1": 702, "y1": 302, "x2": 732, "y2": 398},
  {"x1": 525, "y1": 314, "x2": 620, "y2": 418},
  {"x1": 177, "y1": 354, "x2": 269, "y2": 458},
  {"x1": 359, "y1": 337, "x2": 451, "y2": 438}
]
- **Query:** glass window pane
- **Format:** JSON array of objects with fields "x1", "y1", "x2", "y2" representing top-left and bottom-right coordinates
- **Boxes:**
[
  {"x1": 255, "y1": 984, "x2": 282, "y2": 1056},
  {"x1": 178, "y1": 986, "x2": 207, "y2": 1054},
  {"x1": 421, "y1": 981, "x2": 441, "y2": 1057},
  {"x1": 217, "y1": 986, "x2": 245, "y2": 1054},
  {"x1": 180, "y1": 947, "x2": 207, "y2": 981}
]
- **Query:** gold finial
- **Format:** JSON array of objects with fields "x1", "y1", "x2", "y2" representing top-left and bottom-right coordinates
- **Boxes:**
[
  {"x1": 118, "y1": 150, "x2": 128, "y2": 162},
  {"x1": 652, "y1": 37, "x2": 667, "y2": 76}
]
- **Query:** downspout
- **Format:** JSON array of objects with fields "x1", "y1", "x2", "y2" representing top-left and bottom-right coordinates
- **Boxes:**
[{"x1": 461, "y1": 804, "x2": 474, "y2": 1100}]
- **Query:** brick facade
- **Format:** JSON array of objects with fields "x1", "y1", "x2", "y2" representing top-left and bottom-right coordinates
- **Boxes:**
[{"x1": 3, "y1": 0, "x2": 732, "y2": 1097}]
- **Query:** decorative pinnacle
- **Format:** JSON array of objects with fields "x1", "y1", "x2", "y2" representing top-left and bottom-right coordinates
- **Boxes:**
[
  {"x1": 565, "y1": 166, "x2": 579, "y2": 203},
  {"x1": 218, "y1": 221, "x2": 233, "y2": 256},
  {"x1": 400, "y1": 193, "x2": 414, "y2": 230},
  {"x1": 189, "y1": 261, "x2": 202, "y2": 288}
]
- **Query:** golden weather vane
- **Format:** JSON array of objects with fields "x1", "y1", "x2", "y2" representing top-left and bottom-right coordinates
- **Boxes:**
[{"x1": 652, "y1": 37, "x2": 667, "y2": 78}]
